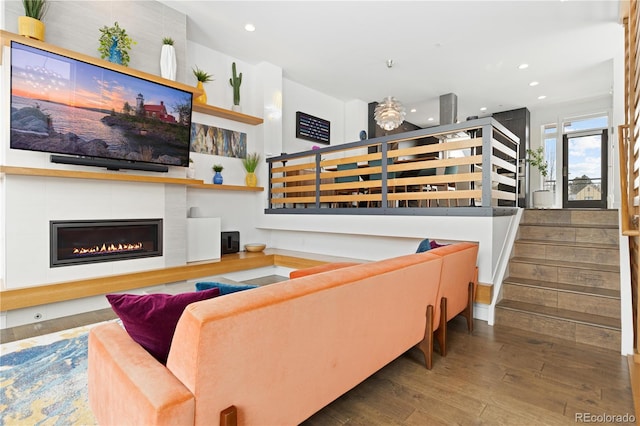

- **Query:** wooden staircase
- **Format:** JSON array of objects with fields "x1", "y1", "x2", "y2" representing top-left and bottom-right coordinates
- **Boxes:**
[{"x1": 495, "y1": 209, "x2": 622, "y2": 350}]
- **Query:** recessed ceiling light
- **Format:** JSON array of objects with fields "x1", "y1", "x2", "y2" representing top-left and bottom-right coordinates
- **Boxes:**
[
  {"x1": 410, "y1": 108, "x2": 417, "y2": 113},
  {"x1": 529, "y1": 81, "x2": 539, "y2": 87},
  {"x1": 245, "y1": 23, "x2": 256, "y2": 32},
  {"x1": 518, "y1": 63, "x2": 529, "y2": 70},
  {"x1": 428, "y1": 117, "x2": 434, "y2": 121},
  {"x1": 538, "y1": 95, "x2": 547, "y2": 100},
  {"x1": 480, "y1": 107, "x2": 487, "y2": 111}
]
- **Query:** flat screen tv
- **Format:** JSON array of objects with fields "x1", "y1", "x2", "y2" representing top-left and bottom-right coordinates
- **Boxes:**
[{"x1": 9, "y1": 41, "x2": 193, "y2": 172}]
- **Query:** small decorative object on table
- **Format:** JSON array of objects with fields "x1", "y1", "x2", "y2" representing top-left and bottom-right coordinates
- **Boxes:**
[
  {"x1": 160, "y1": 36, "x2": 176, "y2": 80},
  {"x1": 242, "y1": 152, "x2": 260, "y2": 187},
  {"x1": 212, "y1": 164, "x2": 224, "y2": 184},
  {"x1": 18, "y1": 0, "x2": 48, "y2": 41},
  {"x1": 229, "y1": 62, "x2": 243, "y2": 112},
  {"x1": 98, "y1": 21, "x2": 135, "y2": 66},
  {"x1": 193, "y1": 66, "x2": 214, "y2": 104},
  {"x1": 244, "y1": 243, "x2": 266, "y2": 253}
]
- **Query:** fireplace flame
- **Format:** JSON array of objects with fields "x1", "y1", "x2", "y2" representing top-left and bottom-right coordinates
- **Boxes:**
[{"x1": 72, "y1": 242, "x2": 143, "y2": 255}]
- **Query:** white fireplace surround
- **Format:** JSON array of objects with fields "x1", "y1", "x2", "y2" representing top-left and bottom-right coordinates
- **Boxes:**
[{"x1": 3, "y1": 176, "x2": 186, "y2": 289}]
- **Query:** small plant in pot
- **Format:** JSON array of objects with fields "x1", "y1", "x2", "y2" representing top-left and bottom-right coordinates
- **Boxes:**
[
  {"x1": 526, "y1": 147, "x2": 553, "y2": 208},
  {"x1": 193, "y1": 66, "x2": 214, "y2": 104},
  {"x1": 242, "y1": 152, "x2": 260, "y2": 187},
  {"x1": 19, "y1": 0, "x2": 49, "y2": 41},
  {"x1": 212, "y1": 164, "x2": 224, "y2": 184},
  {"x1": 98, "y1": 21, "x2": 135, "y2": 67}
]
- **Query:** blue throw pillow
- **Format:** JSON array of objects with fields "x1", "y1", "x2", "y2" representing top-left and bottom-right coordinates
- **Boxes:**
[
  {"x1": 416, "y1": 238, "x2": 431, "y2": 253},
  {"x1": 195, "y1": 282, "x2": 258, "y2": 295}
]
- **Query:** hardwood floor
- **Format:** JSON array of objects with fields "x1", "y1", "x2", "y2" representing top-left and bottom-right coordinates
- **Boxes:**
[
  {"x1": 303, "y1": 317, "x2": 635, "y2": 425},
  {"x1": 1, "y1": 300, "x2": 634, "y2": 424}
]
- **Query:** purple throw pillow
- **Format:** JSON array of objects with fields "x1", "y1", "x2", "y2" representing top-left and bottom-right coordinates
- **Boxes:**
[
  {"x1": 430, "y1": 240, "x2": 447, "y2": 249},
  {"x1": 106, "y1": 288, "x2": 220, "y2": 364}
]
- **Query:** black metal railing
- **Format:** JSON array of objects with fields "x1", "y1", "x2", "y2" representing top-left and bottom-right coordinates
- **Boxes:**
[{"x1": 266, "y1": 117, "x2": 519, "y2": 216}]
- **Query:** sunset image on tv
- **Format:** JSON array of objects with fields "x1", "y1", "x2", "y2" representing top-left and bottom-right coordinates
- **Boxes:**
[{"x1": 9, "y1": 42, "x2": 193, "y2": 167}]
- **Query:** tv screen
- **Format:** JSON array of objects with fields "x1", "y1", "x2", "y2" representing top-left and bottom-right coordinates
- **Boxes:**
[{"x1": 9, "y1": 41, "x2": 193, "y2": 168}]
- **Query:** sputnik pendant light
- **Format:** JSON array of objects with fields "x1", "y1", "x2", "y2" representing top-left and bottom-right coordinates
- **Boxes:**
[{"x1": 374, "y1": 60, "x2": 406, "y2": 131}]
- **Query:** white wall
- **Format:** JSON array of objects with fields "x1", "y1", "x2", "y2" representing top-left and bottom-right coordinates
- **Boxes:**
[
  {"x1": 187, "y1": 41, "x2": 258, "y2": 117},
  {"x1": 282, "y1": 79, "x2": 346, "y2": 154}
]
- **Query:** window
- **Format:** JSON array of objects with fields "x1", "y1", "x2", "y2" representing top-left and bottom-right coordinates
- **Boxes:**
[{"x1": 542, "y1": 124, "x2": 557, "y2": 191}]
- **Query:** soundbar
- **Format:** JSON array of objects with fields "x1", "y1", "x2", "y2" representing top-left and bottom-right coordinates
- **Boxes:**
[{"x1": 50, "y1": 155, "x2": 169, "y2": 173}]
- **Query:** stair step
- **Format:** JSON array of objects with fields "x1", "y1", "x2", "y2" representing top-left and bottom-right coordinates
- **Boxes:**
[
  {"x1": 514, "y1": 239, "x2": 619, "y2": 266},
  {"x1": 502, "y1": 277, "x2": 620, "y2": 299},
  {"x1": 509, "y1": 257, "x2": 619, "y2": 290},
  {"x1": 518, "y1": 224, "x2": 619, "y2": 245},
  {"x1": 496, "y1": 300, "x2": 620, "y2": 329},
  {"x1": 495, "y1": 300, "x2": 621, "y2": 350},
  {"x1": 515, "y1": 238, "x2": 618, "y2": 250},
  {"x1": 502, "y1": 278, "x2": 620, "y2": 319},
  {"x1": 520, "y1": 222, "x2": 618, "y2": 230},
  {"x1": 510, "y1": 256, "x2": 618, "y2": 272},
  {"x1": 522, "y1": 209, "x2": 619, "y2": 227}
]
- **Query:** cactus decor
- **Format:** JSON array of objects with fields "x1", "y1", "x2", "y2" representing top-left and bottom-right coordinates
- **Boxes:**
[{"x1": 229, "y1": 62, "x2": 243, "y2": 110}]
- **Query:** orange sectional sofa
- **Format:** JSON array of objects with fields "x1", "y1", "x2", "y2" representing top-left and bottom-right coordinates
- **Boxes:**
[{"x1": 88, "y1": 243, "x2": 478, "y2": 426}]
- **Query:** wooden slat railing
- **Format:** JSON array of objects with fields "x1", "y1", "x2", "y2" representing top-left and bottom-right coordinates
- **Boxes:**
[
  {"x1": 266, "y1": 117, "x2": 519, "y2": 214},
  {"x1": 621, "y1": 0, "x2": 640, "y2": 356}
]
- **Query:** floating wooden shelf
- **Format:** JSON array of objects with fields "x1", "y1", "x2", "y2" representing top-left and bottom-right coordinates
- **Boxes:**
[
  {"x1": 192, "y1": 103, "x2": 264, "y2": 125},
  {"x1": 0, "y1": 249, "x2": 355, "y2": 311},
  {"x1": 0, "y1": 166, "x2": 264, "y2": 191},
  {"x1": 187, "y1": 181, "x2": 263, "y2": 192}
]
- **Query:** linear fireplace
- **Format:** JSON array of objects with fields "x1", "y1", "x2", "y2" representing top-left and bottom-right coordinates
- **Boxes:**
[{"x1": 50, "y1": 219, "x2": 163, "y2": 267}]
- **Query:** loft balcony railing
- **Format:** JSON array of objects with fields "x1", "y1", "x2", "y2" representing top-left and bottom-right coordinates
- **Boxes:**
[{"x1": 266, "y1": 117, "x2": 520, "y2": 216}]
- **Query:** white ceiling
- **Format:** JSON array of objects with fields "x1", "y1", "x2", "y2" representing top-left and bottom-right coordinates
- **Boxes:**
[{"x1": 161, "y1": 0, "x2": 622, "y2": 128}]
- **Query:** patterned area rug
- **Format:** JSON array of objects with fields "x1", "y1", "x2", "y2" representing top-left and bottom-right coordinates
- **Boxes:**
[{"x1": 0, "y1": 322, "x2": 116, "y2": 426}]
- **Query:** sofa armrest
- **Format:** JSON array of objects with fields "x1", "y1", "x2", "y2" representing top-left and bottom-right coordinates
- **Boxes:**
[
  {"x1": 289, "y1": 262, "x2": 360, "y2": 279},
  {"x1": 88, "y1": 322, "x2": 195, "y2": 426}
]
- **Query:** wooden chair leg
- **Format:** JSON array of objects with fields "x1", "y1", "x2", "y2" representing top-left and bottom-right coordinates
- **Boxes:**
[
  {"x1": 416, "y1": 304, "x2": 434, "y2": 369},
  {"x1": 463, "y1": 281, "x2": 474, "y2": 333},
  {"x1": 436, "y1": 297, "x2": 447, "y2": 357},
  {"x1": 220, "y1": 405, "x2": 237, "y2": 426}
]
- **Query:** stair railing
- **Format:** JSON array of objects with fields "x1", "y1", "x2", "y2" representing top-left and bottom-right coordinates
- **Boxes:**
[
  {"x1": 618, "y1": 124, "x2": 638, "y2": 237},
  {"x1": 621, "y1": 4, "x2": 640, "y2": 356}
]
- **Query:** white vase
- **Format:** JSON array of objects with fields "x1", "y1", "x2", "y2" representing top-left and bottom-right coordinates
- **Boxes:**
[
  {"x1": 532, "y1": 190, "x2": 554, "y2": 208},
  {"x1": 160, "y1": 44, "x2": 177, "y2": 81}
]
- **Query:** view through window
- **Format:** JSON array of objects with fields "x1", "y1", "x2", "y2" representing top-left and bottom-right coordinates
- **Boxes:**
[
  {"x1": 541, "y1": 114, "x2": 608, "y2": 201},
  {"x1": 562, "y1": 115, "x2": 608, "y2": 203}
]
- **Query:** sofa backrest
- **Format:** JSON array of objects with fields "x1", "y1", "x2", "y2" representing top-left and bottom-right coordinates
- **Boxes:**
[
  {"x1": 428, "y1": 242, "x2": 479, "y2": 324},
  {"x1": 167, "y1": 251, "x2": 443, "y2": 426}
]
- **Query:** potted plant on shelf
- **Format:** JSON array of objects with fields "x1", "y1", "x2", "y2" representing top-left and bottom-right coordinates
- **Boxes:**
[
  {"x1": 160, "y1": 36, "x2": 176, "y2": 81},
  {"x1": 98, "y1": 21, "x2": 135, "y2": 67},
  {"x1": 212, "y1": 164, "x2": 224, "y2": 184},
  {"x1": 229, "y1": 62, "x2": 243, "y2": 112},
  {"x1": 526, "y1": 147, "x2": 553, "y2": 208},
  {"x1": 242, "y1": 152, "x2": 260, "y2": 187},
  {"x1": 19, "y1": 0, "x2": 49, "y2": 41},
  {"x1": 193, "y1": 66, "x2": 214, "y2": 104}
]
